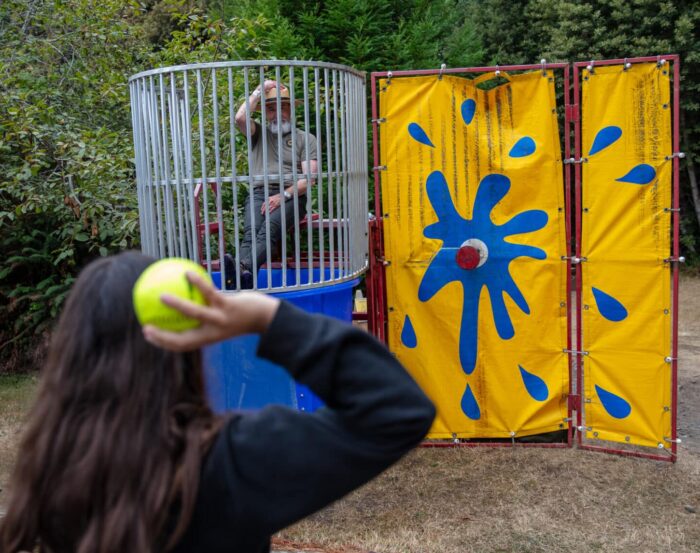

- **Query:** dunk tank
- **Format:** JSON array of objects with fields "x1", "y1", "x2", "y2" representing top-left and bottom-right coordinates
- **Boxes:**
[
  {"x1": 130, "y1": 56, "x2": 683, "y2": 462},
  {"x1": 129, "y1": 61, "x2": 368, "y2": 413}
]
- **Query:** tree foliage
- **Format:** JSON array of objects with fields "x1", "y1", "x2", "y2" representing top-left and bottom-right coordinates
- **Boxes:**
[{"x1": 466, "y1": 0, "x2": 700, "y2": 256}]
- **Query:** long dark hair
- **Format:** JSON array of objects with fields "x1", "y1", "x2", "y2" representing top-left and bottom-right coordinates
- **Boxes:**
[{"x1": 0, "y1": 252, "x2": 223, "y2": 553}]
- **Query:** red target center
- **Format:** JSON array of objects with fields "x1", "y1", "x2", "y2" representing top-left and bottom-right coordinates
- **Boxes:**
[{"x1": 456, "y1": 245, "x2": 481, "y2": 270}]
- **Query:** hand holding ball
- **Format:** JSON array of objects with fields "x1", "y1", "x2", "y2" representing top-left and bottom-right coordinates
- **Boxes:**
[{"x1": 133, "y1": 258, "x2": 213, "y2": 332}]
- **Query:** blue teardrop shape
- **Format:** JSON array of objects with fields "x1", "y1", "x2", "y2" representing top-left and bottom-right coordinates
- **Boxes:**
[
  {"x1": 519, "y1": 365, "x2": 549, "y2": 402},
  {"x1": 401, "y1": 315, "x2": 417, "y2": 348},
  {"x1": 615, "y1": 164, "x2": 656, "y2": 185},
  {"x1": 408, "y1": 122, "x2": 434, "y2": 147},
  {"x1": 461, "y1": 384, "x2": 480, "y2": 420},
  {"x1": 592, "y1": 287, "x2": 628, "y2": 322},
  {"x1": 588, "y1": 126, "x2": 622, "y2": 156},
  {"x1": 509, "y1": 136, "x2": 536, "y2": 158},
  {"x1": 461, "y1": 99, "x2": 476, "y2": 125},
  {"x1": 595, "y1": 385, "x2": 632, "y2": 419}
]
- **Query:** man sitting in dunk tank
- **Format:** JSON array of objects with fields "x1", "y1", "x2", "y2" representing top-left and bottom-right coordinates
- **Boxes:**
[{"x1": 225, "y1": 80, "x2": 318, "y2": 289}]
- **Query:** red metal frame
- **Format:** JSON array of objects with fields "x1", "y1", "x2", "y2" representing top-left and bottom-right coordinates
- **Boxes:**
[
  {"x1": 422, "y1": 442, "x2": 570, "y2": 450},
  {"x1": 563, "y1": 64, "x2": 575, "y2": 448},
  {"x1": 368, "y1": 72, "x2": 388, "y2": 343},
  {"x1": 573, "y1": 63, "x2": 584, "y2": 452},
  {"x1": 671, "y1": 57, "x2": 681, "y2": 460},
  {"x1": 368, "y1": 63, "x2": 572, "y2": 450},
  {"x1": 573, "y1": 55, "x2": 680, "y2": 463}
]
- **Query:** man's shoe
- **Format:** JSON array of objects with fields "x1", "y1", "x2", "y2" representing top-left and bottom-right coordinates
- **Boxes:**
[
  {"x1": 223, "y1": 254, "x2": 236, "y2": 290},
  {"x1": 240, "y1": 270, "x2": 254, "y2": 290}
]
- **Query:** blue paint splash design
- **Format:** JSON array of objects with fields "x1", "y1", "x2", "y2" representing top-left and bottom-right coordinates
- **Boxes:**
[
  {"x1": 461, "y1": 99, "x2": 476, "y2": 125},
  {"x1": 401, "y1": 315, "x2": 417, "y2": 348},
  {"x1": 418, "y1": 171, "x2": 548, "y2": 375},
  {"x1": 592, "y1": 287, "x2": 628, "y2": 322},
  {"x1": 595, "y1": 384, "x2": 632, "y2": 419},
  {"x1": 588, "y1": 126, "x2": 622, "y2": 155},
  {"x1": 461, "y1": 384, "x2": 481, "y2": 420},
  {"x1": 408, "y1": 122, "x2": 434, "y2": 148},
  {"x1": 509, "y1": 136, "x2": 536, "y2": 158},
  {"x1": 519, "y1": 365, "x2": 549, "y2": 401},
  {"x1": 616, "y1": 164, "x2": 656, "y2": 185}
]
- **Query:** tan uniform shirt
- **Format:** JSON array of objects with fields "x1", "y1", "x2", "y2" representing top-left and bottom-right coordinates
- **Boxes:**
[{"x1": 249, "y1": 125, "x2": 318, "y2": 188}]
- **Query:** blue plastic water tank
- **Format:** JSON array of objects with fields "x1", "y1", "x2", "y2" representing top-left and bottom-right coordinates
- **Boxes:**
[{"x1": 204, "y1": 267, "x2": 358, "y2": 413}]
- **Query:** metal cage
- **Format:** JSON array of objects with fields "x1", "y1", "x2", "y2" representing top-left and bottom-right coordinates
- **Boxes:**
[{"x1": 129, "y1": 60, "x2": 369, "y2": 291}]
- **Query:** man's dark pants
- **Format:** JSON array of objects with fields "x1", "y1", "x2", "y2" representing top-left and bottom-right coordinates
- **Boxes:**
[{"x1": 239, "y1": 186, "x2": 307, "y2": 272}]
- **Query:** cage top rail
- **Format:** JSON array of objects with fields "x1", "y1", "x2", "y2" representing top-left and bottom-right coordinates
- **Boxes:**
[{"x1": 129, "y1": 59, "x2": 366, "y2": 83}]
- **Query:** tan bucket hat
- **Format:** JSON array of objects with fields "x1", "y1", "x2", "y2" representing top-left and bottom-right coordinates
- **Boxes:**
[{"x1": 257, "y1": 84, "x2": 303, "y2": 110}]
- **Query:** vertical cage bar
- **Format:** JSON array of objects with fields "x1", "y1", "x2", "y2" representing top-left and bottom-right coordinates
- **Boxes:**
[
  {"x1": 228, "y1": 67, "x2": 241, "y2": 290},
  {"x1": 332, "y1": 70, "x2": 344, "y2": 278},
  {"x1": 196, "y1": 69, "x2": 212, "y2": 274},
  {"x1": 355, "y1": 75, "x2": 363, "y2": 274},
  {"x1": 258, "y1": 66, "x2": 272, "y2": 289},
  {"x1": 289, "y1": 66, "x2": 301, "y2": 285},
  {"x1": 211, "y1": 69, "x2": 226, "y2": 282},
  {"x1": 274, "y1": 65, "x2": 287, "y2": 288},
  {"x1": 148, "y1": 78, "x2": 168, "y2": 257},
  {"x1": 314, "y1": 67, "x2": 325, "y2": 282},
  {"x1": 141, "y1": 78, "x2": 156, "y2": 255},
  {"x1": 131, "y1": 81, "x2": 148, "y2": 253},
  {"x1": 303, "y1": 67, "x2": 313, "y2": 273},
  {"x1": 183, "y1": 70, "x2": 199, "y2": 264},
  {"x1": 176, "y1": 78, "x2": 194, "y2": 259},
  {"x1": 325, "y1": 68, "x2": 335, "y2": 279},
  {"x1": 158, "y1": 73, "x2": 176, "y2": 257},
  {"x1": 168, "y1": 72, "x2": 186, "y2": 257},
  {"x1": 243, "y1": 68, "x2": 258, "y2": 288},
  {"x1": 145, "y1": 77, "x2": 165, "y2": 258},
  {"x1": 348, "y1": 74, "x2": 357, "y2": 275}
]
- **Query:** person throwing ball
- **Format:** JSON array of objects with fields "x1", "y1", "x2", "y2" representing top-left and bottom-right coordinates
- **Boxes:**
[{"x1": 0, "y1": 251, "x2": 435, "y2": 553}]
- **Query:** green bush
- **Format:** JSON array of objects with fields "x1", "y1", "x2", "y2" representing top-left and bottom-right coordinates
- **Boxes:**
[
  {"x1": 0, "y1": 0, "x2": 150, "y2": 370},
  {"x1": 0, "y1": 0, "x2": 313, "y2": 372}
]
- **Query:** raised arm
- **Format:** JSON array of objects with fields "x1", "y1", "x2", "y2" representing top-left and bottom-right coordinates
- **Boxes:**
[{"x1": 234, "y1": 79, "x2": 278, "y2": 137}]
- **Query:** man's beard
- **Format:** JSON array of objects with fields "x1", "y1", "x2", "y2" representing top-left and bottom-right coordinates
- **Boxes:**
[{"x1": 268, "y1": 120, "x2": 292, "y2": 135}]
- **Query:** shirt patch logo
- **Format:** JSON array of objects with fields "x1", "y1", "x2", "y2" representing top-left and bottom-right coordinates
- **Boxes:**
[{"x1": 286, "y1": 138, "x2": 293, "y2": 148}]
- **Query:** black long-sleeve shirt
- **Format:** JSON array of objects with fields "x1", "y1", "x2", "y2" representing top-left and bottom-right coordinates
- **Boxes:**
[{"x1": 172, "y1": 301, "x2": 435, "y2": 552}]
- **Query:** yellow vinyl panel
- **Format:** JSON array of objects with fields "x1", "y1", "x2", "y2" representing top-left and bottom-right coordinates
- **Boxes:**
[
  {"x1": 580, "y1": 62, "x2": 672, "y2": 448},
  {"x1": 379, "y1": 72, "x2": 568, "y2": 439}
]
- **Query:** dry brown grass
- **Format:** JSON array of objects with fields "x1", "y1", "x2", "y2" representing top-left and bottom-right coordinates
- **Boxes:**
[{"x1": 279, "y1": 446, "x2": 700, "y2": 553}]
